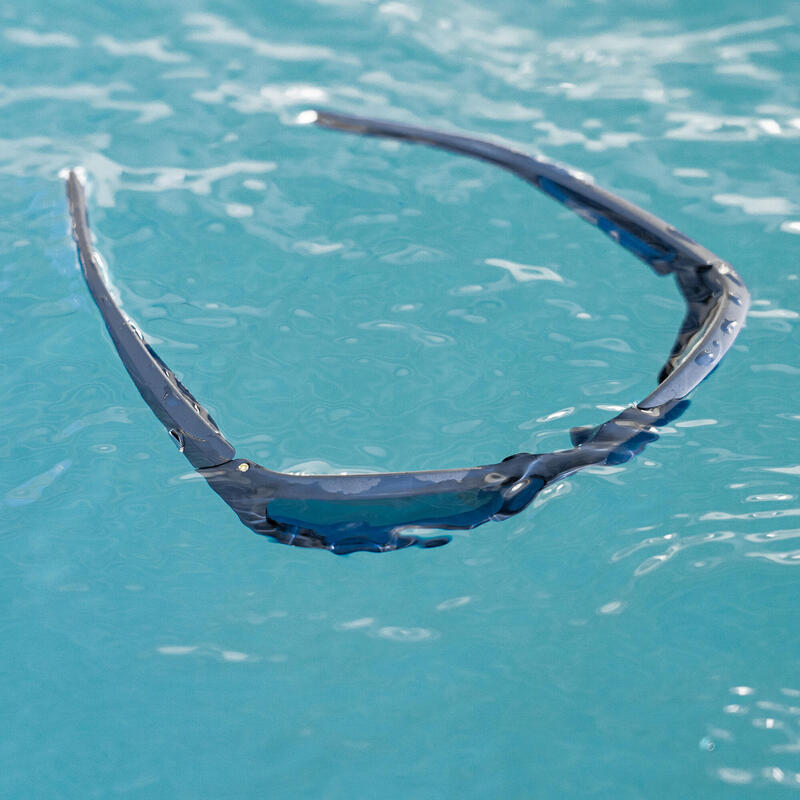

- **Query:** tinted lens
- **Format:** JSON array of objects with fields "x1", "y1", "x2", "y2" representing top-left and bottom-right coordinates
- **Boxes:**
[
  {"x1": 267, "y1": 486, "x2": 503, "y2": 531},
  {"x1": 266, "y1": 471, "x2": 546, "y2": 532}
]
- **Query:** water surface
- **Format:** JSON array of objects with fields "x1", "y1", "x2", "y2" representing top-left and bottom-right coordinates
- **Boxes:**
[{"x1": 2, "y1": 1, "x2": 799, "y2": 796}]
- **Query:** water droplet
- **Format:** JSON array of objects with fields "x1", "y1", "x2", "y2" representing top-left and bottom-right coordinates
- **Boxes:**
[
  {"x1": 695, "y1": 350, "x2": 716, "y2": 366},
  {"x1": 507, "y1": 479, "x2": 529, "y2": 495},
  {"x1": 721, "y1": 318, "x2": 737, "y2": 334}
]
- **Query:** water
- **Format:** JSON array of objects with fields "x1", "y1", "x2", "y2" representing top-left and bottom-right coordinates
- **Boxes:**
[{"x1": 2, "y1": 1, "x2": 799, "y2": 796}]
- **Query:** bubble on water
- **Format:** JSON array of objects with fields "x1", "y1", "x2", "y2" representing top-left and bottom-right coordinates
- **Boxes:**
[{"x1": 699, "y1": 736, "x2": 715, "y2": 752}]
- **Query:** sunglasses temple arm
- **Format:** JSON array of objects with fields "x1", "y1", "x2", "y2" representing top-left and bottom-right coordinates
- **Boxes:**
[
  {"x1": 66, "y1": 170, "x2": 236, "y2": 469},
  {"x1": 311, "y1": 109, "x2": 749, "y2": 407},
  {"x1": 312, "y1": 110, "x2": 715, "y2": 270}
]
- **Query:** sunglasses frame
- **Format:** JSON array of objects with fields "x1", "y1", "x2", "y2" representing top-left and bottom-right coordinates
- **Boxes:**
[{"x1": 66, "y1": 109, "x2": 749, "y2": 554}]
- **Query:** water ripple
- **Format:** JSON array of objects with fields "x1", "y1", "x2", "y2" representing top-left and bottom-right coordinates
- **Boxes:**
[
  {"x1": 0, "y1": 82, "x2": 172, "y2": 123},
  {"x1": 709, "y1": 684, "x2": 800, "y2": 789},
  {"x1": 4, "y1": 28, "x2": 78, "y2": 48},
  {"x1": 184, "y1": 12, "x2": 351, "y2": 64},
  {"x1": 4, "y1": 459, "x2": 71, "y2": 507},
  {"x1": 2, "y1": 1, "x2": 799, "y2": 795},
  {"x1": 94, "y1": 35, "x2": 189, "y2": 64}
]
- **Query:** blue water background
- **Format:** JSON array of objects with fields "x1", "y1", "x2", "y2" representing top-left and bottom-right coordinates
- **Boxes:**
[{"x1": 2, "y1": 1, "x2": 800, "y2": 796}]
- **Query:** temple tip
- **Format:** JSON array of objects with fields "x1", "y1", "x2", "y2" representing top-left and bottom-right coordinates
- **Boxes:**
[
  {"x1": 296, "y1": 109, "x2": 319, "y2": 125},
  {"x1": 61, "y1": 166, "x2": 87, "y2": 185}
]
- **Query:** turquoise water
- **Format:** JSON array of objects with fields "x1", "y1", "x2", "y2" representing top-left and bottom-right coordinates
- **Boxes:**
[{"x1": 2, "y1": 0, "x2": 799, "y2": 796}]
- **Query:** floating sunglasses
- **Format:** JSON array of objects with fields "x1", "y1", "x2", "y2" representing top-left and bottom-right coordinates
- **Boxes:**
[{"x1": 66, "y1": 109, "x2": 749, "y2": 554}]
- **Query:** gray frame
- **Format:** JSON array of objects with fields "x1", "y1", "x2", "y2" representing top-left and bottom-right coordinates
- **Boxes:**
[{"x1": 66, "y1": 110, "x2": 750, "y2": 554}]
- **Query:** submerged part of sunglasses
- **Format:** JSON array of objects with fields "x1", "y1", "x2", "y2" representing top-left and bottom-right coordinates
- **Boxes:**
[{"x1": 66, "y1": 109, "x2": 749, "y2": 555}]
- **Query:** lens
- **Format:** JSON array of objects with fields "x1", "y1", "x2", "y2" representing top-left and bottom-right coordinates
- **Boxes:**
[{"x1": 267, "y1": 485, "x2": 503, "y2": 531}]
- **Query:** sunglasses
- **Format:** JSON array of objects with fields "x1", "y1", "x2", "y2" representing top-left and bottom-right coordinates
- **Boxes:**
[{"x1": 66, "y1": 109, "x2": 749, "y2": 554}]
